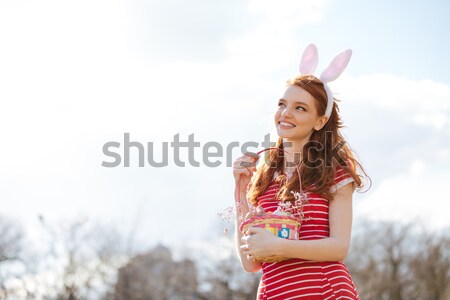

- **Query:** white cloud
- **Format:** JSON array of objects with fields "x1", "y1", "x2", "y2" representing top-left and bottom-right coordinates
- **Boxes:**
[
  {"x1": 355, "y1": 162, "x2": 450, "y2": 230},
  {"x1": 336, "y1": 74, "x2": 450, "y2": 130},
  {"x1": 330, "y1": 73, "x2": 450, "y2": 191},
  {"x1": 248, "y1": 0, "x2": 328, "y2": 28},
  {"x1": 225, "y1": 0, "x2": 330, "y2": 78},
  {"x1": 129, "y1": 0, "x2": 254, "y2": 62},
  {"x1": 335, "y1": 74, "x2": 450, "y2": 229}
]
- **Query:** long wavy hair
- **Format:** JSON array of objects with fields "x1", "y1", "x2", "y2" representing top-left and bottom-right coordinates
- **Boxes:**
[{"x1": 248, "y1": 75, "x2": 369, "y2": 205}]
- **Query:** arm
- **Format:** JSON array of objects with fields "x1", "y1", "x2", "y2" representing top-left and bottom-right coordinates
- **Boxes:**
[
  {"x1": 235, "y1": 188, "x2": 262, "y2": 272},
  {"x1": 243, "y1": 182, "x2": 355, "y2": 262}
]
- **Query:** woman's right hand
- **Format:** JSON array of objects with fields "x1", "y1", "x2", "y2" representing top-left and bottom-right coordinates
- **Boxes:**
[{"x1": 232, "y1": 152, "x2": 259, "y2": 192}]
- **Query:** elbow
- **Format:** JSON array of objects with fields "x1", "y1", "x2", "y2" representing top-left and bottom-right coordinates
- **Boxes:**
[
  {"x1": 333, "y1": 243, "x2": 349, "y2": 261},
  {"x1": 325, "y1": 237, "x2": 350, "y2": 261},
  {"x1": 242, "y1": 261, "x2": 262, "y2": 273},
  {"x1": 244, "y1": 265, "x2": 261, "y2": 273},
  {"x1": 334, "y1": 251, "x2": 348, "y2": 262}
]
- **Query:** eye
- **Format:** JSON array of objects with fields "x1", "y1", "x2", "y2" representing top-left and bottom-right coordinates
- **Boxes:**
[
  {"x1": 296, "y1": 105, "x2": 306, "y2": 111},
  {"x1": 278, "y1": 102, "x2": 285, "y2": 108}
]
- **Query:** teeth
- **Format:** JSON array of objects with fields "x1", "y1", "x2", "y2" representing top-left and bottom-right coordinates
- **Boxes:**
[{"x1": 280, "y1": 122, "x2": 295, "y2": 127}]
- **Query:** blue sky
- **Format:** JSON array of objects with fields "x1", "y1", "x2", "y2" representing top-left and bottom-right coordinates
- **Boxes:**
[
  {"x1": 0, "y1": 0, "x2": 449, "y2": 250},
  {"x1": 315, "y1": 0, "x2": 450, "y2": 83}
]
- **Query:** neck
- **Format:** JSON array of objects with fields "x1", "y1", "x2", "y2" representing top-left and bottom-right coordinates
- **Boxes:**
[{"x1": 282, "y1": 138, "x2": 307, "y2": 169}]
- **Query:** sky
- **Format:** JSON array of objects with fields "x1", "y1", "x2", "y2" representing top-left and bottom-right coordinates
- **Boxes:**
[{"x1": 0, "y1": 0, "x2": 449, "y2": 251}]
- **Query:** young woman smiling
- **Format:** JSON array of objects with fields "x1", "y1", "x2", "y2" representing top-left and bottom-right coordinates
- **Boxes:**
[{"x1": 232, "y1": 44, "x2": 369, "y2": 299}]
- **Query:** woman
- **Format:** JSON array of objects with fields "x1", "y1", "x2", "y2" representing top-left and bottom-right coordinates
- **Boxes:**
[{"x1": 232, "y1": 44, "x2": 369, "y2": 299}]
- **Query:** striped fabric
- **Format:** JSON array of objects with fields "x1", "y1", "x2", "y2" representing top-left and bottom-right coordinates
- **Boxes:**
[{"x1": 256, "y1": 168, "x2": 359, "y2": 300}]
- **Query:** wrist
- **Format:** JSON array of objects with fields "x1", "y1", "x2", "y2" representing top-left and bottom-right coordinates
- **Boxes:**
[
  {"x1": 234, "y1": 207, "x2": 247, "y2": 224},
  {"x1": 238, "y1": 189, "x2": 248, "y2": 199},
  {"x1": 273, "y1": 236, "x2": 287, "y2": 257},
  {"x1": 235, "y1": 201, "x2": 249, "y2": 214}
]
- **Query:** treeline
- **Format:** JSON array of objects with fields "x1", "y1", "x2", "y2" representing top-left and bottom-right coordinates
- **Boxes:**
[
  {"x1": 0, "y1": 215, "x2": 449, "y2": 300},
  {"x1": 346, "y1": 221, "x2": 450, "y2": 300}
]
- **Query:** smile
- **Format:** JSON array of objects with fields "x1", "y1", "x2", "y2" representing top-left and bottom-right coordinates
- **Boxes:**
[{"x1": 278, "y1": 121, "x2": 296, "y2": 128}]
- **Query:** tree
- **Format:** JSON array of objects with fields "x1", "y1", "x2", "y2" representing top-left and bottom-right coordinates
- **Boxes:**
[
  {"x1": 114, "y1": 245, "x2": 198, "y2": 300},
  {"x1": 194, "y1": 235, "x2": 261, "y2": 300},
  {"x1": 201, "y1": 252, "x2": 260, "y2": 300},
  {"x1": 36, "y1": 215, "x2": 127, "y2": 300},
  {"x1": 409, "y1": 229, "x2": 450, "y2": 300},
  {"x1": 0, "y1": 216, "x2": 23, "y2": 263},
  {"x1": 0, "y1": 215, "x2": 24, "y2": 299},
  {"x1": 346, "y1": 221, "x2": 416, "y2": 300},
  {"x1": 346, "y1": 220, "x2": 450, "y2": 300}
]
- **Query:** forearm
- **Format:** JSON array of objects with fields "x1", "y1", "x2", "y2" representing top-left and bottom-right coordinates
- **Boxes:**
[
  {"x1": 274, "y1": 236, "x2": 350, "y2": 262},
  {"x1": 234, "y1": 189, "x2": 261, "y2": 272},
  {"x1": 275, "y1": 184, "x2": 355, "y2": 262},
  {"x1": 235, "y1": 224, "x2": 262, "y2": 272}
]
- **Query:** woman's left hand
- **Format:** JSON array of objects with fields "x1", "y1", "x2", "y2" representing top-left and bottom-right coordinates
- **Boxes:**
[{"x1": 240, "y1": 227, "x2": 279, "y2": 261}]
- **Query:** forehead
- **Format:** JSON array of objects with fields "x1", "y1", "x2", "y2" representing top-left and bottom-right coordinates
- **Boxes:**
[{"x1": 281, "y1": 85, "x2": 315, "y2": 104}]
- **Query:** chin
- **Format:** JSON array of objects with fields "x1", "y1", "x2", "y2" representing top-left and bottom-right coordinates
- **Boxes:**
[
  {"x1": 276, "y1": 132, "x2": 294, "y2": 140},
  {"x1": 276, "y1": 128, "x2": 294, "y2": 137}
]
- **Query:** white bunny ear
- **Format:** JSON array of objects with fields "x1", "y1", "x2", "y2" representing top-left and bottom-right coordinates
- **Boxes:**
[
  {"x1": 319, "y1": 48, "x2": 352, "y2": 83},
  {"x1": 299, "y1": 43, "x2": 319, "y2": 75}
]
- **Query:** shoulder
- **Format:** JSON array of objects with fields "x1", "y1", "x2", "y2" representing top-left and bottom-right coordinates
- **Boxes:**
[{"x1": 329, "y1": 165, "x2": 355, "y2": 193}]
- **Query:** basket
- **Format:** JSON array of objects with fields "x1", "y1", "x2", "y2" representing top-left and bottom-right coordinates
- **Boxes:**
[{"x1": 239, "y1": 214, "x2": 301, "y2": 263}]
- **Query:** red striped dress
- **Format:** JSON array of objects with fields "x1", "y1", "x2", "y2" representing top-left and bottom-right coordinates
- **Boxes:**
[{"x1": 256, "y1": 168, "x2": 359, "y2": 300}]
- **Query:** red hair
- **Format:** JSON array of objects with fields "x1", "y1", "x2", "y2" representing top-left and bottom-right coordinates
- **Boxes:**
[{"x1": 248, "y1": 75, "x2": 370, "y2": 205}]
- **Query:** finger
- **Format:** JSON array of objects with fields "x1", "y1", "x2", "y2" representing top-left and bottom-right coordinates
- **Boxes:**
[
  {"x1": 244, "y1": 211, "x2": 254, "y2": 220},
  {"x1": 234, "y1": 158, "x2": 251, "y2": 167},
  {"x1": 234, "y1": 160, "x2": 248, "y2": 169},
  {"x1": 240, "y1": 161, "x2": 256, "y2": 168},
  {"x1": 240, "y1": 155, "x2": 257, "y2": 165},
  {"x1": 244, "y1": 152, "x2": 260, "y2": 161},
  {"x1": 235, "y1": 168, "x2": 249, "y2": 176},
  {"x1": 234, "y1": 167, "x2": 251, "y2": 176},
  {"x1": 247, "y1": 226, "x2": 265, "y2": 235},
  {"x1": 236, "y1": 162, "x2": 256, "y2": 173},
  {"x1": 240, "y1": 244, "x2": 249, "y2": 252}
]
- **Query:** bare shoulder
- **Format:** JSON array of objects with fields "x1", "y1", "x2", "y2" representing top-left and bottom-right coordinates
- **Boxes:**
[{"x1": 332, "y1": 182, "x2": 355, "y2": 203}]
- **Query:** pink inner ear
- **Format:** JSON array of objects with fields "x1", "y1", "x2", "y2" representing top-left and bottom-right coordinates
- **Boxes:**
[
  {"x1": 320, "y1": 49, "x2": 352, "y2": 82},
  {"x1": 299, "y1": 43, "x2": 319, "y2": 75}
]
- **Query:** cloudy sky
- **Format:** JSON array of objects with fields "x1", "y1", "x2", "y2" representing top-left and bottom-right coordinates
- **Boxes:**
[{"x1": 1, "y1": 0, "x2": 449, "y2": 250}]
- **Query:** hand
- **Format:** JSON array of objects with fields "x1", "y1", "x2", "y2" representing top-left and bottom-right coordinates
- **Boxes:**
[
  {"x1": 232, "y1": 152, "x2": 259, "y2": 191},
  {"x1": 240, "y1": 227, "x2": 278, "y2": 261}
]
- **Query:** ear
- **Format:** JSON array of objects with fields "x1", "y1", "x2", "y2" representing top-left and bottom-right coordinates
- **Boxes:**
[
  {"x1": 319, "y1": 48, "x2": 352, "y2": 83},
  {"x1": 299, "y1": 43, "x2": 319, "y2": 75},
  {"x1": 314, "y1": 116, "x2": 328, "y2": 131}
]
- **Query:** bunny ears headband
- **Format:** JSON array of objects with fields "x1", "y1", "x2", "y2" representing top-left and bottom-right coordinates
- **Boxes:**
[{"x1": 298, "y1": 43, "x2": 353, "y2": 120}]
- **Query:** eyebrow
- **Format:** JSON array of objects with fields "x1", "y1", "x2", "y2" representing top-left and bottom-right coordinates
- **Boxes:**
[{"x1": 279, "y1": 98, "x2": 310, "y2": 107}]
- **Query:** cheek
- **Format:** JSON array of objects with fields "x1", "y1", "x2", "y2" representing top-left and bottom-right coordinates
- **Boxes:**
[
  {"x1": 274, "y1": 110, "x2": 281, "y2": 120},
  {"x1": 296, "y1": 115, "x2": 316, "y2": 129}
]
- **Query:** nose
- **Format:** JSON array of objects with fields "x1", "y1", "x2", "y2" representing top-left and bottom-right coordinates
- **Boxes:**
[{"x1": 281, "y1": 106, "x2": 293, "y2": 117}]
